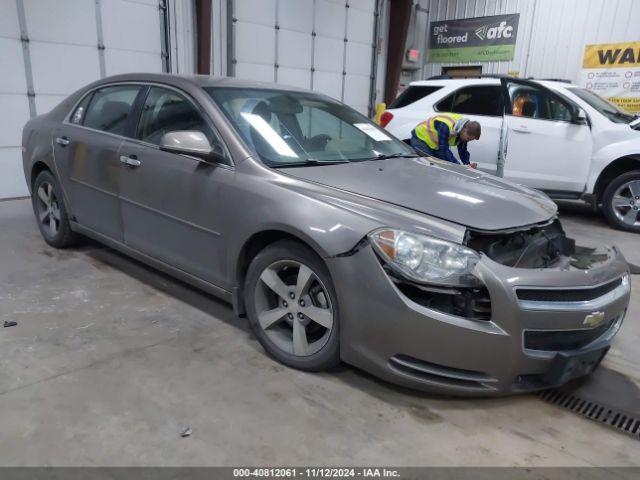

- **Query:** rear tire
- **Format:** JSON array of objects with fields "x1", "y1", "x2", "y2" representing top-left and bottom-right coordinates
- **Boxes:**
[
  {"x1": 244, "y1": 240, "x2": 341, "y2": 371},
  {"x1": 32, "y1": 170, "x2": 80, "y2": 248},
  {"x1": 602, "y1": 171, "x2": 640, "y2": 233}
]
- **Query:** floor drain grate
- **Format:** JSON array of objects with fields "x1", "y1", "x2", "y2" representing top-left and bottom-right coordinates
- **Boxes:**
[{"x1": 538, "y1": 389, "x2": 640, "y2": 439}]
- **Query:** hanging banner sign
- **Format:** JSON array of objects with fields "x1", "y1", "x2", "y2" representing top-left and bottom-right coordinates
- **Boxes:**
[
  {"x1": 580, "y1": 42, "x2": 640, "y2": 113},
  {"x1": 427, "y1": 14, "x2": 520, "y2": 63}
]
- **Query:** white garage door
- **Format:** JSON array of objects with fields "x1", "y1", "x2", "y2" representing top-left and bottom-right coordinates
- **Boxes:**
[
  {"x1": 0, "y1": 0, "x2": 169, "y2": 199},
  {"x1": 229, "y1": 0, "x2": 379, "y2": 115}
]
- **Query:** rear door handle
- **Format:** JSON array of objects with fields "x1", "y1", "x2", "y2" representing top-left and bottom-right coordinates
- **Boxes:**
[
  {"x1": 55, "y1": 136, "x2": 70, "y2": 146},
  {"x1": 512, "y1": 126, "x2": 531, "y2": 134},
  {"x1": 119, "y1": 155, "x2": 141, "y2": 167}
]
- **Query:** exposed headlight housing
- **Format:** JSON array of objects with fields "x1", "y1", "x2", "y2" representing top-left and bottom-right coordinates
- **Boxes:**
[{"x1": 369, "y1": 228, "x2": 480, "y2": 283}]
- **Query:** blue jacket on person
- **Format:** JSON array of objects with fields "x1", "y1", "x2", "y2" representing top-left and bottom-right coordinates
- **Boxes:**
[{"x1": 410, "y1": 120, "x2": 470, "y2": 165}]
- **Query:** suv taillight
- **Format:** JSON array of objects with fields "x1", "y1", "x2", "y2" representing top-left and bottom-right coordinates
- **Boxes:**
[{"x1": 379, "y1": 111, "x2": 394, "y2": 128}]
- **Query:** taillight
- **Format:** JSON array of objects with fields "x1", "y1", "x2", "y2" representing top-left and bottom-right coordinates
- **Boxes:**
[{"x1": 379, "y1": 111, "x2": 394, "y2": 128}]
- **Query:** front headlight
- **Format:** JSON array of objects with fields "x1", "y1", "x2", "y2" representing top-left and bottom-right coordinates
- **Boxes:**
[{"x1": 369, "y1": 228, "x2": 480, "y2": 283}]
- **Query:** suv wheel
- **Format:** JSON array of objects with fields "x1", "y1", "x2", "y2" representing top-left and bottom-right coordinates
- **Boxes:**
[
  {"x1": 602, "y1": 171, "x2": 640, "y2": 233},
  {"x1": 32, "y1": 170, "x2": 79, "y2": 248},
  {"x1": 244, "y1": 240, "x2": 340, "y2": 371}
]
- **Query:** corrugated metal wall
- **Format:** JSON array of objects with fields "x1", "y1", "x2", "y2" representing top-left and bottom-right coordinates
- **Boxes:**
[{"x1": 416, "y1": 0, "x2": 640, "y2": 83}]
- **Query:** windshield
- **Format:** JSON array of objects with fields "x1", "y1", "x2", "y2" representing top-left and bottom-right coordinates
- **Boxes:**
[
  {"x1": 205, "y1": 87, "x2": 415, "y2": 166},
  {"x1": 568, "y1": 88, "x2": 637, "y2": 124}
]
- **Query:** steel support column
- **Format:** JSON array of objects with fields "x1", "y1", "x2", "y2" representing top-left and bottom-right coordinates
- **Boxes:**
[
  {"x1": 195, "y1": 0, "x2": 212, "y2": 75},
  {"x1": 15, "y1": 0, "x2": 36, "y2": 117},
  {"x1": 383, "y1": 0, "x2": 412, "y2": 105}
]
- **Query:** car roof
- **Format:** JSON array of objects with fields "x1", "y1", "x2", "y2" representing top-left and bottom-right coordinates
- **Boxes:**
[
  {"x1": 408, "y1": 78, "x2": 501, "y2": 87},
  {"x1": 91, "y1": 72, "x2": 312, "y2": 93},
  {"x1": 408, "y1": 77, "x2": 574, "y2": 90},
  {"x1": 536, "y1": 80, "x2": 574, "y2": 90}
]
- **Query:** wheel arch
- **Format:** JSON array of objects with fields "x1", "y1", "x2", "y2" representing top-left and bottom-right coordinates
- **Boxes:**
[
  {"x1": 30, "y1": 161, "x2": 53, "y2": 190},
  {"x1": 231, "y1": 227, "x2": 332, "y2": 316},
  {"x1": 593, "y1": 155, "x2": 640, "y2": 206}
]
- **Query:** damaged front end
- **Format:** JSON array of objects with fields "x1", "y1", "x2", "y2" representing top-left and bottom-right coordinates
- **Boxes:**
[{"x1": 464, "y1": 219, "x2": 609, "y2": 270}]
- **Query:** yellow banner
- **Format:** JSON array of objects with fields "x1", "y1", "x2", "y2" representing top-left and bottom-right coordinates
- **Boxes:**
[
  {"x1": 583, "y1": 42, "x2": 640, "y2": 68},
  {"x1": 608, "y1": 97, "x2": 640, "y2": 112}
]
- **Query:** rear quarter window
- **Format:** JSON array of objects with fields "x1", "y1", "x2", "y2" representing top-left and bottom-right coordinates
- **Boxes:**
[
  {"x1": 389, "y1": 86, "x2": 443, "y2": 109},
  {"x1": 435, "y1": 85, "x2": 502, "y2": 116}
]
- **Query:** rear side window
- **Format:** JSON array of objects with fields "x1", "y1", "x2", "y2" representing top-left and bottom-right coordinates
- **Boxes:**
[
  {"x1": 436, "y1": 86, "x2": 502, "y2": 116},
  {"x1": 389, "y1": 86, "x2": 442, "y2": 109},
  {"x1": 82, "y1": 85, "x2": 141, "y2": 135},
  {"x1": 70, "y1": 93, "x2": 93, "y2": 125}
]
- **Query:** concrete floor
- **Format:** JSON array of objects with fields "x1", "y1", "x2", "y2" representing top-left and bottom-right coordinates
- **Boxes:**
[{"x1": 0, "y1": 198, "x2": 638, "y2": 466}]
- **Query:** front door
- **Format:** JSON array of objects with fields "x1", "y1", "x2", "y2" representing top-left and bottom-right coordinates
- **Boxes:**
[
  {"x1": 500, "y1": 79, "x2": 592, "y2": 192},
  {"x1": 54, "y1": 84, "x2": 142, "y2": 242},
  {"x1": 117, "y1": 86, "x2": 233, "y2": 286}
]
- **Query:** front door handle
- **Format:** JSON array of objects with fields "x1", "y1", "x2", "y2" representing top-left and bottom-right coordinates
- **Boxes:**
[
  {"x1": 119, "y1": 155, "x2": 141, "y2": 167},
  {"x1": 55, "y1": 136, "x2": 70, "y2": 146},
  {"x1": 512, "y1": 126, "x2": 531, "y2": 134}
]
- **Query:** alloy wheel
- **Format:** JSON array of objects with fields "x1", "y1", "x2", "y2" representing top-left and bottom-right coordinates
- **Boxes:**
[
  {"x1": 611, "y1": 180, "x2": 640, "y2": 228},
  {"x1": 35, "y1": 181, "x2": 61, "y2": 237},
  {"x1": 254, "y1": 260, "x2": 334, "y2": 357}
]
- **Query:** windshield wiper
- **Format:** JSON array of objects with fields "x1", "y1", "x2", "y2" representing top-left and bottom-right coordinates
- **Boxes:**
[
  {"x1": 270, "y1": 159, "x2": 350, "y2": 168},
  {"x1": 271, "y1": 153, "x2": 418, "y2": 167},
  {"x1": 374, "y1": 153, "x2": 420, "y2": 160},
  {"x1": 603, "y1": 109, "x2": 635, "y2": 122},
  {"x1": 350, "y1": 153, "x2": 419, "y2": 162}
]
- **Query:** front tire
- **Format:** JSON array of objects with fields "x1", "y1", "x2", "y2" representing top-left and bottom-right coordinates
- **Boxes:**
[
  {"x1": 602, "y1": 171, "x2": 640, "y2": 233},
  {"x1": 244, "y1": 240, "x2": 340, "y2": 371},
  {"x1": 32, "y1": 170, "x2": 79, "y2": 248}
]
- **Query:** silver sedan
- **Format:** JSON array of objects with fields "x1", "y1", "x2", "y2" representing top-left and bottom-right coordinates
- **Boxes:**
[{"x1": 22, "y1": 73, "x2": 631, "y2": 395}]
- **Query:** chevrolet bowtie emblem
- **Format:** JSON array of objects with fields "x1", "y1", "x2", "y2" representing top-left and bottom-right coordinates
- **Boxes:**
[{"x1": 583, "y1": 311, "x2": 605, "y2": 328}]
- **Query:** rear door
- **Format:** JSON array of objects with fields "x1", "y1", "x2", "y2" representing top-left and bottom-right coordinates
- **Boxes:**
[
  {"x1": 500, "y1": 78, "x2": 592, "y2": 192},
  {"x1": 434, "y1": 84, "x2": 504, "y2": 173},
  {"x1": 54, "y1": 84, "x2": 142, "y2": 242},
  {"x1": 117, "y1": 85, "x2": 233, "y2": 286}
]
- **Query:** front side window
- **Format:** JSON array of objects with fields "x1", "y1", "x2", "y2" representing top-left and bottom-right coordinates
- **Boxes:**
[
  {"x1": 82, "y1": 85, "x2": 141, "y2": 135},
  {"x1": 436, "y1": 86, "x2": 502, "y2": 116},
  {"x1": 136, "y1": 87, "x2": 219, "y2": 148},
  {"x1": 205, "y1": 87, "x2": 414, "y2": 167},
  {"x1": 507, "y1": 84, "x2": 573, "y2": 122}
]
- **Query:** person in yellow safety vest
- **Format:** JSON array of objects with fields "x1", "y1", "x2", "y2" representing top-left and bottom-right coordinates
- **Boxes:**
[{"x1": 410, "y1": 113, "x2": 481, "y2": 168}]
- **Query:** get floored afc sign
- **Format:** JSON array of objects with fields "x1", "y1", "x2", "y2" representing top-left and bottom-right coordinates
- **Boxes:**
[{"x1": 428, "y1": 14, "x2": 520, "y2": 63}]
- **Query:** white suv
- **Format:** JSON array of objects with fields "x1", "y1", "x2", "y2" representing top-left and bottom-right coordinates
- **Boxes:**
[{"x1": 382, "y1": 77, "x2": 640, "y2": 232}]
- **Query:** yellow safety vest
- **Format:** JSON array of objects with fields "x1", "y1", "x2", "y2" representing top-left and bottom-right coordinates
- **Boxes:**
[{"x1": 414, "y1": 113, "x2": 463, "y2": 149}]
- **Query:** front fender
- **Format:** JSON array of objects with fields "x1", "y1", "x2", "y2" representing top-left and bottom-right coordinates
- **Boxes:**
[
  {"x1": 586, "y1": 138, "x2": 640, "y2": 193},
  {"x1": 22, "y1": 118, "x2": 56, "y2": 194}
]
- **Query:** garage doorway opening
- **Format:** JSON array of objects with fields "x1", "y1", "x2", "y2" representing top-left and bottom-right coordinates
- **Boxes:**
[{"x1": 442, "y1": 66, "x2": 482, "y2": 78}]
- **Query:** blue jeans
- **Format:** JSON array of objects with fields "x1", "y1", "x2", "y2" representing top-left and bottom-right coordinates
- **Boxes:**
[{"x1": 410, "y1": 130, "x2": 439, "y2": 159}]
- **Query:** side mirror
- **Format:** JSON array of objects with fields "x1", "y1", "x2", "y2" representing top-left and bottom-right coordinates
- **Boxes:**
[
  {"x1": 159, "y1": 131, "x2": 226, "y2": 163},
  {"x1": 573, "y1": 107, "x2": 588, "y2": 126}
]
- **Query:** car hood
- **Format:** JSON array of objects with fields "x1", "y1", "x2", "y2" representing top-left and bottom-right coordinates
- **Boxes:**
[{"x1": 279, "y1": 157, "x2": 557, "y2": 231}]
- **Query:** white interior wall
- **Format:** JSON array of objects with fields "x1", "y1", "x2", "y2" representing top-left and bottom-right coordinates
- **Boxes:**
[
  {"x1": 0, "y1": 0, "x2": 175, "y2": 200},
  {"x1": 0, "y1": 0, "x2": 30, "y2": 198},
  {"x1": 170, "y1": 0, "x2": 196, "y2": 74},
  {"x1": 229, "y1": 0, "x2": 380, "y2": 115}
]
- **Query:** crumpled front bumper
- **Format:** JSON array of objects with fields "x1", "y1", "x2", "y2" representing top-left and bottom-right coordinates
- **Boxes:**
[{"x1": 326, "y1": 243, "x2": 630, "y2": 396}]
